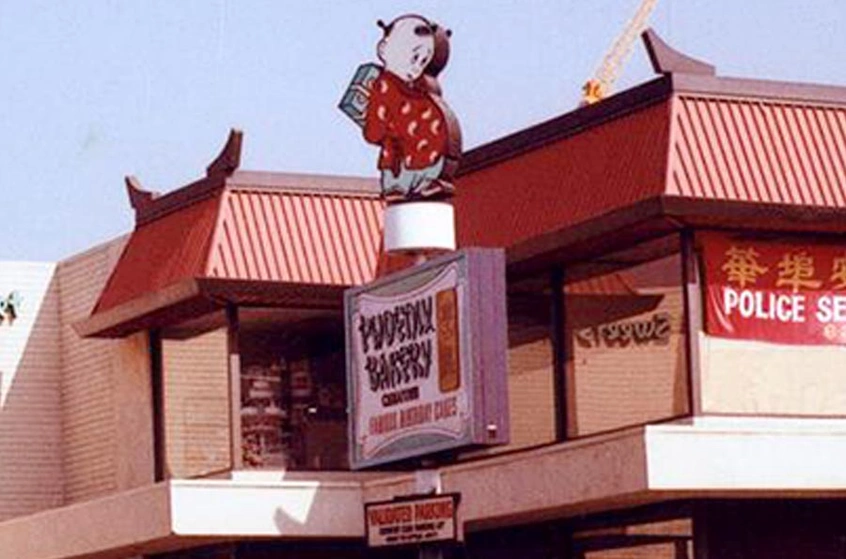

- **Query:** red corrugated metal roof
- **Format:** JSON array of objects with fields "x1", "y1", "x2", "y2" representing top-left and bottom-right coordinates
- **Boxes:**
[
  {"x1": 93, "y1": 194, "x2": 221, "y2": 313},
  {"x1": 458, "y1": 76, "x2": 846, "y2": 256},
  {"x1": 666, "y1": 95, "x2": 846, "y2": 207},
  {"x1": 89, "y1": 173, "x2": 383, "y2": 325},
  {"x1": 206, "y1": 189, "x2": 383, "y2": 286},
  {"x1": 456, "y1": 100, "x2": 673, "y2": 249},
  {"x1": 87, "y1": 72, "x2": 846, "y2": 335}
]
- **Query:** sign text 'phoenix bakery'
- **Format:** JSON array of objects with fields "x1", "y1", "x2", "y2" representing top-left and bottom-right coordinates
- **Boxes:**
[{"x1": 345, "y1": 249, "x2": 508, "y2": 469}]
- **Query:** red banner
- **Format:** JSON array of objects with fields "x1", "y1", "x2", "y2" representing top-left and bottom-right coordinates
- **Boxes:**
[{"x1": 701, "y1": 232, "x2": 846, "y2": 345}]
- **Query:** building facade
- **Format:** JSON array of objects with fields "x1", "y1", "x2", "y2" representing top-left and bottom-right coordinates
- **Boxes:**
[{"x1": 3, "y1": 36, "x2": 846, "y2": 559}]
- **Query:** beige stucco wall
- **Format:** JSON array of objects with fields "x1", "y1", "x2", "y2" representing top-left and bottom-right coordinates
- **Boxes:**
[
  {"x1": 114, "y1": 331, "x2": 156, "y2": 489},
  {"x1": 461, "y1": 335, "x2": 556, "y2": 460},
  {"x1": 699, "y1": 333, "x2": 846, "y2": 415},
  {"x1": 0, "y1": 232, "x2": 232, "y2": 514},
  {"x1": 55, "y1": 237, "x2": 157, "y2": 504},
  {"x1": 0, "y1": 240, "x2": 157, "y2": 519},
  {"x1": 502, "y1": 337, "x2": 556, "y2": 450}
]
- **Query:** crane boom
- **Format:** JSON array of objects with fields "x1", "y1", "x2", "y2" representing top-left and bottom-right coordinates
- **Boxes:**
[{"x1": 582, "y1": 0, "x2": 658, "y2": 105}]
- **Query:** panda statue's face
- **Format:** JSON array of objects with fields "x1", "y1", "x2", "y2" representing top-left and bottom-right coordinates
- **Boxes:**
[{"x1": 377, "y1": 16, "x2": 435, "y2": 83}]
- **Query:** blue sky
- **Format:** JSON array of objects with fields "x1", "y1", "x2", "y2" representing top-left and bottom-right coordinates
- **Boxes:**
[{"x1": 2, "y1": 1, "x2": 845, "y2": 261}]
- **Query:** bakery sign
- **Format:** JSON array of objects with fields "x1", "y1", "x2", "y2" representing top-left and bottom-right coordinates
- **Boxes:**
[
  {"x1": 702, "y1": 232, "x2": 846, "y2": 345},
  {"x1": 345, "y1": 249, "x2": 508, "y2": 469},
  {"x1": 366, "y1": 493, "x2": 460, "y2": 548}
]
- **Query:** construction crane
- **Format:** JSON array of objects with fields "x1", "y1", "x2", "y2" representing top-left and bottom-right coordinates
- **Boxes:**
[{"x1": 581, "y1": 0, "x2": 659, "y2": 105}]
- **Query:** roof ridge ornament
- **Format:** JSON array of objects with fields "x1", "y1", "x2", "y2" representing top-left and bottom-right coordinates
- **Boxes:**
[
  {"x1": 125, "y1": 175, "x2": 160, "y2": 216},
  {"x1": 642, "y1": 28, "x2": 715, "y2": 76},
  {"x1": 206, "y1": 128, "x2": 243, "y2": 178},
  {"x1": 123, "y1": 129, "x2": 243, "y2": 226}
]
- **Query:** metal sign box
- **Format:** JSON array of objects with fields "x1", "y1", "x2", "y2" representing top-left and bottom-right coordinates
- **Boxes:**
[{"x1": 345, "y1": 248, "x2": 509, "y2": 469}]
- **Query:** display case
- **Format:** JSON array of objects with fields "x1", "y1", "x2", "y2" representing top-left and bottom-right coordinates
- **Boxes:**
[{"x1": 240, "y1": 319, "x2": 348, "y2": 470}]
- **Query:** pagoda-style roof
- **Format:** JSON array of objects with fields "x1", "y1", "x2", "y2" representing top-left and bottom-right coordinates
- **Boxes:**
[
  {"x1": 77, "y1": 131, "x2": 384, "y2": 338},
  {"x1": 81, "y1": 31, "x2": 846, "y2": 336},
  {"x1": 456, "y1": 30, "x2": 846, "y2": 276}
]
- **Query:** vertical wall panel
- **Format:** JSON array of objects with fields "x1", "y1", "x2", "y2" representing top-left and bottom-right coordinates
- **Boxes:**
[
  {"x1": 504, "y1": 338, "x2": 557, "y2": 450},
  {"x1": 56, "y1": 237, "x2": 127, "y2": 504},
  {"x1": 163, "y1": 329, "x2": 231, "y2": 478},
  {"x1": 0, "y1": 262, "x2": 62, "y2": 520}
]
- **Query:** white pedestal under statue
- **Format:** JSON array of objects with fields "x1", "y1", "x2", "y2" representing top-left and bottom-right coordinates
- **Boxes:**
[{"x1": 383, "y1": 201, "x2": 455, "y2": 253}]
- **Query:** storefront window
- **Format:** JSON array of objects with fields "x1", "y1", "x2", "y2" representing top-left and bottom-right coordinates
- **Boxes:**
[
  {"x1": 239, "y1": 313, "x2": 348, "y2": 470},
  {"x1": 564, "y1": 235, "x2": 689, "y2": 437},
  {"x1": 157, "y1": 307, "x2": 355, "y2": 476}
]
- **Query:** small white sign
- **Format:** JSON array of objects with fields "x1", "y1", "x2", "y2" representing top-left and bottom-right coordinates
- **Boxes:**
[{"x1": 366, "y1": 494, "x2": 459, "y2": 548}]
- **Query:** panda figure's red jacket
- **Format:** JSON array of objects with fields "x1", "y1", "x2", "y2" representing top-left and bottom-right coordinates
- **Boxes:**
[{"x1": 363, "y1": 71, "x2": 453, "y2": 177}]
